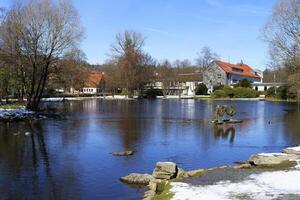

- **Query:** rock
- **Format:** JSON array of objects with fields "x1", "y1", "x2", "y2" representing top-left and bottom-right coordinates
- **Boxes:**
[
  {"x1": 152, "y1": 162, "x2": 178, "y2": 180},
  {"x1": 283, "y1": 146, "x2": 300, "y2": 155},
  {"x1": 226, "y1": 119, "x2": 243, "y2": 124},
  {"x1": 111, "y1": 150, "x2": 134, "y2": 156},
  {"x1": 233, "y1": 163, "x2": 252, "y2": 169},
  {"x1": 176, "y1": 167, "x2": 185, "y2": 179},
  {"x1": 142, "y1": 190, "x2": 156, "y2": 200},
  {"x1": 24, "y1": 132, "x2": 31, "y2": 136},
  {"x1": 120, "y1": 173, "x2": 154, "y2": 185},
  {"x1": 148, "y1": 181, "x2": 158, "y2": 191},
  {"x1": 249, "y1": 153, "x2": 299, "y2": 167},
  {"x1": 184, "y1": 169, "x2": 205, "y2": 177}
]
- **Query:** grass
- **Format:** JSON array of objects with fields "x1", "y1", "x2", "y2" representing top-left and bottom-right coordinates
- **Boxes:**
[
  {"x1": 0, "y1": 103, "x2": 26, "y2": 109},
  {"x1": 152, "y1": 182, "x2": 174, "y2": 200}
]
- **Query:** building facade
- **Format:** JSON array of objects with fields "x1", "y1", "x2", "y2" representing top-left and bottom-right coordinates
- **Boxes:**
[
  {"x1": 81, "y1": 71, "x2": 105, "y2": 94},
  {"x1": 203, "y1": 60, "x2": 263, "y2": 93}
]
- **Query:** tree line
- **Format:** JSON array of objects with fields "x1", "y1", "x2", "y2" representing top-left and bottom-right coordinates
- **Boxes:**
[
  {"x1": 3, "y1": 0, "x2": 298, "y2": 110},
  {"x1": 0, "y1": 0, "x2": 219, "y2": 110},
  {"x1": 262, "y1": 0, "x2": 300, "y2": 99}
]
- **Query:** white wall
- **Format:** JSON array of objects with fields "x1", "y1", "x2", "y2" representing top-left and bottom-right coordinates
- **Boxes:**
[{"x1": 82, "y1": 88, "x2": 97, "y2": 94}]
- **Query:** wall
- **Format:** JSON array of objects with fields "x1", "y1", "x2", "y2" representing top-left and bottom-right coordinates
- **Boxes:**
[{"x1": 203, "y1": 62, "x2": 227, "y2": 93}]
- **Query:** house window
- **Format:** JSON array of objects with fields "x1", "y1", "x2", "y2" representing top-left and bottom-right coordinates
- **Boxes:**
[
  {"x1": 232, "y1": 68, "x2": 244, "y2": 73},
  {"x1": 218, "y1": 74, "x2": 222, "y2": 78},
  {"x1": 255, "y1": 86, "x2": 258, "y2": 91},
  {"x1": 264, "y1": 86, "x2": 267, "y2": 91}
]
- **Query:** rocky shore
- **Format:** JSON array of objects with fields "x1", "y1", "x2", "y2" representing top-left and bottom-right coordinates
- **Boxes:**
[{"x1": 120, "y1": 145, "x2": 300, "y2": 199}]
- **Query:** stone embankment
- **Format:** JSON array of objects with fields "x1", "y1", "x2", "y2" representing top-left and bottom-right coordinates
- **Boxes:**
[{"x1": 120, "y1": 145, "x2": 300, "y2": 199}]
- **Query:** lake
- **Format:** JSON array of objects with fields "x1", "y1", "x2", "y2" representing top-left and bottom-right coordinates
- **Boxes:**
[{"x1": 0, "y1": 99, "x2": 299, "y2": 199}]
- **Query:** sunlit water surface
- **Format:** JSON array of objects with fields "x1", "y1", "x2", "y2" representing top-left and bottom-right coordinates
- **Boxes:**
[{"x1": 0, "y1": 99, "x2": 300, "y2": 199}]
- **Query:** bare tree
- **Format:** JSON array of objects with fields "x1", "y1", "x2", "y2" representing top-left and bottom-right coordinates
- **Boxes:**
[
  {"x1": 263, "y1": 0, "x2": 300, "y2": 98},
  {"x1": 51, "y1": 48, "x2": 89, "y2": 94},
  {"x1": 0, "y1": 0, "x2": 83, "y2": 110},
  {"x1": 196, "y1": 46, "x2": 219, "y2": 69},
  {"x1": 110, "y1": 31, "x2": 152, "y2": 96}
]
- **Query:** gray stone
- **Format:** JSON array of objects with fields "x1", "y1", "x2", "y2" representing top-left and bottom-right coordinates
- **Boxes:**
[
  {"x1": 185, "y1": 169, "x2": 205, "y2": 177},
  {"x1": 249, "y1": 153, "x2": 299, "y2": 166},
  {"x1": 233, "y1": 163, "x2": 252, "y2": 169},
  {"x1": 142, "y1": 190, "x2": 156, "y2": 200},
  {"x1": 282, "y1": 146, "x2": 300, "y2": 155},
  {"x1": 152, "y1": 162, "x2": 178, "y2": 180},
  {"x1": 120, "y1": 173, "x2": 154, "y2": 185},
  {"x1": 112, "y1": 150, "x2": 134, "y2": 156},
  {"x1": 176, "y1": 167, "x2": 185, "y2": 179}
]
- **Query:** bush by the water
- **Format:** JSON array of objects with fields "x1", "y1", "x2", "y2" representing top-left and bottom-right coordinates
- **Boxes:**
[
  {"x1": 144, "y1": 89, "x2": 163, "y2": 98},
  {"x1": 266, "y1": 85, "x2": 292, "y2": 99},
  {"x1": 195, "y1": 83, "x2": 208, "y2": 95},
  {"x1": 211, "y1": 86, "x2": 259, "y2": 98}
]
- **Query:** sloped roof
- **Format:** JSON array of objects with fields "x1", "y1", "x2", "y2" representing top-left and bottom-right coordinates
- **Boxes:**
[
  {"x1": 85, "y1": 71, "x2": 103, "y2": 88},
  {"x1": 215, "y1": 60, "x2": 260, "y2": 78}
]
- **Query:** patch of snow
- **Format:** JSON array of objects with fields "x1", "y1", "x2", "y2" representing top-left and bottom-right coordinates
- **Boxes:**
[
  {"x1": 257, "y1": 153, "x2": 287, "y2": 156},
  {"x1": 295, "y1": 160, "x2": 300, "y2": 169},
  {"x1": 0, "y1": 108, "x2": 35, "y2": 120},
  {"x1": 171, "y1": 169, "x2": 300, "y2": 200},
  {"x1": 286, "y1": 146, "x2": 300, "y2": 152}
]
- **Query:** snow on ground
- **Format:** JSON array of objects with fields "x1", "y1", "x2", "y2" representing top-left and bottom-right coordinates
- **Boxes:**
[
  {"x1": 0, "y1": 108, "x2": 35, "y2": 119},
  {"x1": 171, "y1": 166, "x2": 300, "y2": 200}
]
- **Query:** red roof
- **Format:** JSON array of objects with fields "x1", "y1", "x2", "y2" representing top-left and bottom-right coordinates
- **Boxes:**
[
  {"x1": 215, "y1": 60, "x2": 260, "y2": 78},
  {"x1": 85, "y1": 71, "x2": 103, "y2": 87}
]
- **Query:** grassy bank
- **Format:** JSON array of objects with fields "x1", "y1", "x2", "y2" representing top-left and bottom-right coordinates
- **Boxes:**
[{"x1": 0, "y1": 103, "x2": 25, "y2": 109}]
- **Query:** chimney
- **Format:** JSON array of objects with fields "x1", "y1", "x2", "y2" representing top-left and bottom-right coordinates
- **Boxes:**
[{"x1": 237, "y1": 60, "x2": 244, "y2": 66}]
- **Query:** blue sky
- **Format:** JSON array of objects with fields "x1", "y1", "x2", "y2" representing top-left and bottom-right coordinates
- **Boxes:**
[{"x1": 1, "y1": 0, "x2": 277, "y2": 69}]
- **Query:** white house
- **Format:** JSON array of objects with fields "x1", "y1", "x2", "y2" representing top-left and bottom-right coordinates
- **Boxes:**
[{"x1": 82, "y1": 71, "x2": 105, "y2": 94}]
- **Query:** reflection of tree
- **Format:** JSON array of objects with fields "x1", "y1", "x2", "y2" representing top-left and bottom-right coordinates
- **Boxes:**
[
  {"x1": 282, "y1": 109, "x2": 300, "y2": 143},
  {"x1": 213, "y1": 125, "x2": 236, "y2": 144},
  {"x1": 114, "y1": 101, "x2": 150, "y2": 150},
  {"x1": 27, "y1": 121, "x2": 61, "y2": 199},
  {"x1": 0, "y1": 121, "x2": 82, "y2": 199}
]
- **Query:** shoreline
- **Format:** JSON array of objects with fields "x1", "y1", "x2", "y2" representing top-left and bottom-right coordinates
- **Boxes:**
[
  {"x1": 1, "y1": 95, "x2": 298, "y2": 103},
  {"x1": 119, "y1": 145, "x2": 300, "y2": 199}
]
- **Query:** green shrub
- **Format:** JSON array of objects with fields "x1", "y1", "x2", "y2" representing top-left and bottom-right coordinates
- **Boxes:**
[
  {"x1": 222, "y1": 86, "x2": 235, "y2": 98},
  {"x1": 233, "y1": 87, "x2": 259, "y2": 98},
  {"x1": 266, "y1": 87, "x2": 275, "y2": 97},
  {"x1": 211, "y1": 86, "x2": 259, "y2": 98},
  {"x1": 276, "y1": 86, "x2": 288, "y2": 99},
  {"x1": 144, "y1": 88, "x2": 163, "y2": 98},
  {"x1": 120, "y1": 89, "x2": 129, "y2": 95},
  {"x1": 234, "y1": 79, "x2": 252, "y2": 88},
  {"x1": 195, "y1": 83, "x2": 208, "y2": 95},
  {"x1": 266, "y1": 85, "x2": 291, "y2": 99},
  {"x1": 213, "y1": 85, "x2": 224, "y2": 92},
  {"x1": 211, "y1": 89, "x2": 227, "y2": 98}
]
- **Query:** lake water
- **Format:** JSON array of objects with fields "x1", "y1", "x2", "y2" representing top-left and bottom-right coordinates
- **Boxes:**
[{"x1": 0, "y1": 99, "x2": 300, "y2": 199}]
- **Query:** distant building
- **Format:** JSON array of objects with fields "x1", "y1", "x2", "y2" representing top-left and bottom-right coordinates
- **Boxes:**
[
  {"x1": 251, "y1": 82, "x2": 284, "y2": 92},
  {"x1": 82, "y1": 71, "x2": 105, "y2": 94},
  {"x1": 203, "y1": 60, "x2": 263, "y2": 93},
  {"x1": 146, "y1": 72, "x2": 202, "y2": 96}
]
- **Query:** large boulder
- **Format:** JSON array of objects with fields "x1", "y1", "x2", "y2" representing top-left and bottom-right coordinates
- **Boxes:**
[
  {"x1": 283, "y1": 146, "x2": 300, "y2": 155},
  {"x1": 152, "y1": 162, "x2": 178, "y2": 180},
  {"x1": 249, "y1": 153, "x2": 299, "y2": 167},
  {"x1": 120, "y1": 173, "x2": 154, "y2": 185}
]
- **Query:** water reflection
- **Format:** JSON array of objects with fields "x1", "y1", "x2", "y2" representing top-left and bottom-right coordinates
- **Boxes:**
[
  {"x1": 0, "y1": 100, "x2": 300, "y2": 199},
  {"x1": 213, "y1": 125, "x2": 236, "y2": 144}
]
